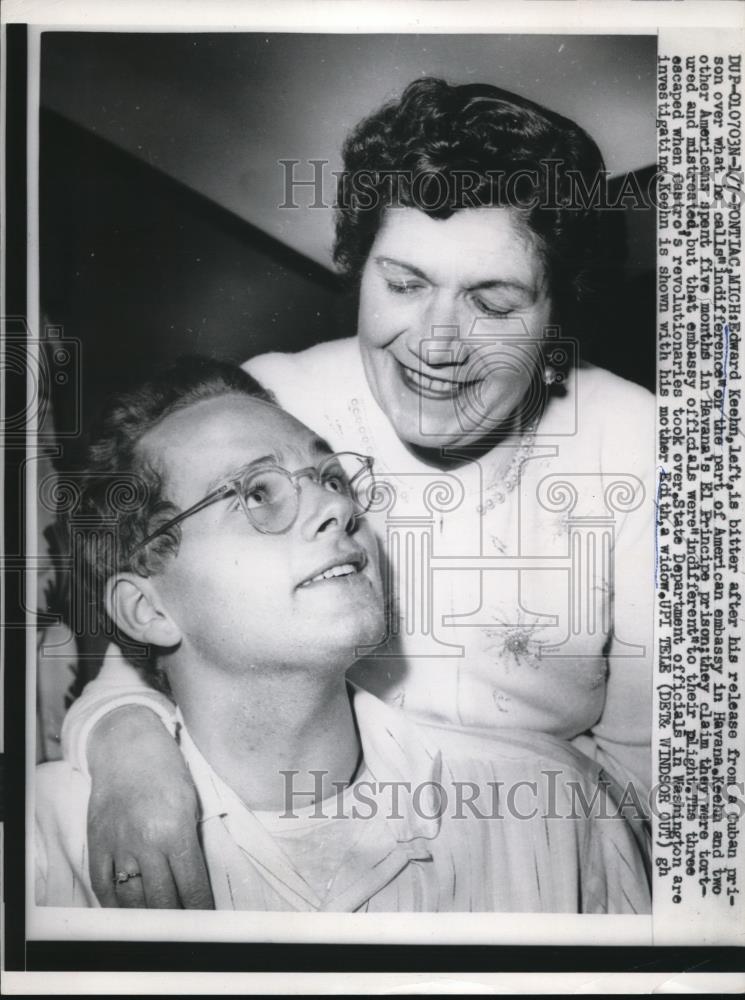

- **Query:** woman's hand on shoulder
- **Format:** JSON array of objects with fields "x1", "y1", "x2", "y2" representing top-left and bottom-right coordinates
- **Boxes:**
[{"x1": 87, "y1": 705, "x2": 214, "y2": 909}]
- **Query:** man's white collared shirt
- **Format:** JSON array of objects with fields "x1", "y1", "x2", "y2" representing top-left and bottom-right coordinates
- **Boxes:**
[{"x1": 36, "y1": 688, "x2": 651, "y2": 913}]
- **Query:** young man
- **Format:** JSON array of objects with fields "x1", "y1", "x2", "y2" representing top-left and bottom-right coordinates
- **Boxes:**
[{"x1": 36, "y1": 357, "x2": 651, "y2": 912}]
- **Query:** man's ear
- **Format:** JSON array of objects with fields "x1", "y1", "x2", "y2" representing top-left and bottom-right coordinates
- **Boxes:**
[{"x1": 106, "y1": 573, "x2": 182, "y2": 648}]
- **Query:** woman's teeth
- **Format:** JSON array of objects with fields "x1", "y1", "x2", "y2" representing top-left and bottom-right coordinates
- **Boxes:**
[
  {"x1": 401, "y1": 365, "x2": 463, "y2": 395},
  {"x1": 300, "y1": 563, "x2": 357, "y2": 587}
]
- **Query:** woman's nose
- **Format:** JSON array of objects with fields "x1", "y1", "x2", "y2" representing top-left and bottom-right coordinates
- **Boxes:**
[
  {"x1": 425, "y1": 289, "x2": 460, "y2": 331},
  {"x1": 417, "y1": 290, "x2": 462, "y2": 340},
  {"x1": 409, "y1": 292, "x2": 465, "y2": 362}
]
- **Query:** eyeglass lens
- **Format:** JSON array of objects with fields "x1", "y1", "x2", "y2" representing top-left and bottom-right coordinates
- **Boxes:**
[{"x1": 236, "y1": 454, "x2": 373, "y2": 533}]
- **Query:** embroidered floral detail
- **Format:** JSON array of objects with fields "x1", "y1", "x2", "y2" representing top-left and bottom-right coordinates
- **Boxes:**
[
  {"x1": 493, "y1": 690, "x2": 512, "y2": 713},
  {"x1": 490, "y1": 534, "x2": 507, "y2": 554},
  {"x1": 591, "y1": 576, "x2": 611, "y2": 596},
  {"x1": 481, "y1": 611, "x2": 550, "y2": 671}
]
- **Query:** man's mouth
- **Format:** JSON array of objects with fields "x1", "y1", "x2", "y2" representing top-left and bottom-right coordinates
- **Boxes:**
[
  {"x1": 297, "y1": 555, "x2": 365, "y2": 589},
  {"x1": 398, "y1": 361, "x2": 478, "y2": 400}
]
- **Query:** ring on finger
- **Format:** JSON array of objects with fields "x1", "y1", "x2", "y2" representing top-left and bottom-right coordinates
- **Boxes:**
[{"x1": 113, "y1": 870, "x2": 142, "y2": 886}]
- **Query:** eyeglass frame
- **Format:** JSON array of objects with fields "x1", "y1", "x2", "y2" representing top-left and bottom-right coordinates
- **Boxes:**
[{"x1": 131, "y1": 451, "x2": 375, "y2": 555}]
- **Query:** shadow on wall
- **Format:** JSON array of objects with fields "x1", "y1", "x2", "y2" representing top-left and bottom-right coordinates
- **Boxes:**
[
  {"x1": 40, "y1": 108, "x2": 355, "y2": 450},
  {"x1": 41, "y1": 108, "x2": 655, "y2": 459}
]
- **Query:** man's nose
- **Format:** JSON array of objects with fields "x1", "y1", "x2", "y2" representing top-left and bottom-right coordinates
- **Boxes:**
[{"x1": 298, "y1": 477, "x2": 356, "y2": 539}]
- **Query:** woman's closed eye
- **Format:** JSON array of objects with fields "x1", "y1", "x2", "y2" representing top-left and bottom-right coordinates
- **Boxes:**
[
  {"x1": 385, "y1": 279, "x2": 425, "y2": 296},
  {"x1": 471, "y1": 293, "x2": 516, "y2": 317},
  {"x1": 384, "y1": 278, "x2": 518, "y2": 316}
]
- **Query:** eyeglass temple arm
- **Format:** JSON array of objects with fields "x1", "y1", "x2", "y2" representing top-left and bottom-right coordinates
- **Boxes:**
[{"x1": 131, "y1": 482, "x2": 233, "y2": 553}]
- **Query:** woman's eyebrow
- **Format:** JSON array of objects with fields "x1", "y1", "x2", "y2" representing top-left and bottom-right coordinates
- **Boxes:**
[
  {"x1": 375, "y1": 256, "x2": 429, "y2": 280},
  {"x1": 377, "y1": 256, "x2": 536, "y2": 297},
  {"x1": 468, "y1": 278, "x2": 536, "y2": 297}
]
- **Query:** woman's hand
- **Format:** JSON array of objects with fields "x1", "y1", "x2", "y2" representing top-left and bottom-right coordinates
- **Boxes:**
[{"x1": 86, "y1": 706, "x2": 214, "y2": 909}]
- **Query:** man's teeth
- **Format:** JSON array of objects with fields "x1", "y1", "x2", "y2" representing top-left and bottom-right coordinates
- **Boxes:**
[{"x1": 301, "y1": 563, "x2": 357, "y2": 587}]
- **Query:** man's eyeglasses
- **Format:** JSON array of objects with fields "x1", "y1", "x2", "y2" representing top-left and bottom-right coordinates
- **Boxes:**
[{"x1": 132, "y1": 452, "x2": 375, "y2": 553}]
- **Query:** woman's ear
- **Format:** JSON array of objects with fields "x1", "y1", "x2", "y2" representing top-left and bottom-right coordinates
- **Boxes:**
[{"x1": 106, "y1": 573, "x2": 182, "y2": 648}]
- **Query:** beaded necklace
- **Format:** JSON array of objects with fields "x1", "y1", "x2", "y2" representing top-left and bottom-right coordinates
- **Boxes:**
[{"x1": 476, "y1": 425, "x2": 536, "y2": 514}]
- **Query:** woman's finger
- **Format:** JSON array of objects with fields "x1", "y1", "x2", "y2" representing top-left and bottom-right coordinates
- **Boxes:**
[
  {"x1": 169, "y1": 842, "x2": 215, "y2": 909},
  {"x1": 139, "y1": 854, "x2": 182, "y2": 909},
  {"x1": 89, "y1": 850, "x2": 118, "y2": 908},
  {"x1": 111, "y1": 856, "x2": 147, "y2": 909}
]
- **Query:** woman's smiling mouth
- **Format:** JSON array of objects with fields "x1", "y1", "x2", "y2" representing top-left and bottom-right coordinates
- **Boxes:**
[{"x1": 397, "y1": 360, "x2": 479, "y2": 400}]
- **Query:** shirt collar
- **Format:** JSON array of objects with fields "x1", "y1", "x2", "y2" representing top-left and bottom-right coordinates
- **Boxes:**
[
  {"x1": 347, "y1": 683, "x2": 443, "y2": 842},
  {"x1": 174, "y1": 686, "x2": 443, "y2": 844},
  {"x1": 173, "y1": 691, "x2": 441, "y2": 911}
]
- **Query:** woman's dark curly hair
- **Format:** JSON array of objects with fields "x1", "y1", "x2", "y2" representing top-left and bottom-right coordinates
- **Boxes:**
[
  {"x1": 334, "y1": 77, "x2": 609, "y2": 331},
  {"x1": 71, "y1": 356, "x2": 274, "y2": 648}
]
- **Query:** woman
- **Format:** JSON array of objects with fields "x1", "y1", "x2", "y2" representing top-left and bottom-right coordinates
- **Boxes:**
[{"x1": 61, "y1": 78, "x2": 654, "y2": 908}]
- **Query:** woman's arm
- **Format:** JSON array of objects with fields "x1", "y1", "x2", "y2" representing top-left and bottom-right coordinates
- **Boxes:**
[
  {"x1": 580, "y1": 770, "x2": 652, "y2": 914},
  {"x1": 62, "y1": 646, "x2": 213, "y2": 908},
  {"x1": 588, "y1": 461, "x2": 656, "y2": 800},
  {"x1": 61, "y1": 645, "x2": 177, "y2": 771},
  {"x1": 86, "y1": 705, "x2": 213, "y2": 908}
]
